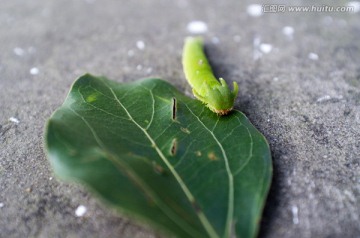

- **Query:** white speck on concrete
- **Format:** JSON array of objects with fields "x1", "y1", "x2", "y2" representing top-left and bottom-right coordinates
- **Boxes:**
[
  {"x1": 49, "y1": 177, "x2": 53, "y2": 181},
  {"x1": 282, "y1": 26, "x2": 294, "y2": 39},
  {"x1": 316, "y1": 95, "x2": 331, "y2": 102},
  {"x1": 211, "y1": 37, "x2": 220, "y2": 44},
  {"x1": 316, "y1": 95, "x2": 343, "y2": 102},
  {"x1": 0, "y1": 203, "x2": 4, "y2": 208},
  {"x1": 127, "y1": 50, "x2": 134, "y2": 57},
  {"x1": 187, "y1": 21, "x2": 208, "y2": 34},
  {"x1": 233, "y1": 35, "x2": 241, "y2": 42},
  {"x1": 260, "y1": 43, "x2": 273, "y2": 54},
  {"x1": 30, "y1": 67, "x2": 39, "y2": 75},
  {"x1": 308, "y1": 53, "x2": 319, "y2": 61},
  {"x1": 347, "y1": 1, "x2": 360, "y2": 13},
  {"x1": 9, "y1": 117, "x2": 20, "y2": 124},
  {"x1": 13, "y1": 47, "x2": 25, "y2": 56},
  {"x1": 146, "y1": 67, "x2": 153, "y2": 74},
  {"x1": 291, "y1": 205, "x2": 299, "y2": 224},
  {"x1": 75, "y1": 205, "x2": 87, "y2": 217},
  {"x1": 247, "y1": 4, "x2": 263, "y2": 17},
  {"x1": 136, "y1": 65, "x2": 142, "y2": 71},
  {"x1": 273, "y1": 77, "x2": 279, "y2": 82},
  {"x1": 136, "y1": 40, "x2": 145, "y2": 50}
]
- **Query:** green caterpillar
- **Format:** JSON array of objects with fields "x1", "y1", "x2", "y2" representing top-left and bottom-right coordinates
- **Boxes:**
[{"x1": 182, "y1": 37, "x2": 238, "y2": 115}]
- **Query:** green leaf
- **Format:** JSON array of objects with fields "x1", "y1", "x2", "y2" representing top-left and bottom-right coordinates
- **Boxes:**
[{"x1": 44, "y1": 74, "x2": 272, "y2": 238}]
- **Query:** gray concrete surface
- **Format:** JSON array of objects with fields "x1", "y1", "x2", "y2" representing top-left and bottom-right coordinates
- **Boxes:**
[{"x1": 1, "y1": 0, "x2": 359, "y2": 237}]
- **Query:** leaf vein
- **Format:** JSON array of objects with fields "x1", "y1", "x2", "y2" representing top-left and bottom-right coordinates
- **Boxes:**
[
  {"x1": 234, "y1": 118, "x2": 254, "y2": 176},
  {"x1": 145, "y1": 89, "x2": 155, "y2": 130},
  {"x1": 184, "y1": 104, "x2": 234, "y2": 238}
]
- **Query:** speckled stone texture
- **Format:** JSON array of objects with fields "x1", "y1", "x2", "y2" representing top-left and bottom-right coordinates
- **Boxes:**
[{"x1": 0, "y1": 0, "x2": 359, "y2": 237}]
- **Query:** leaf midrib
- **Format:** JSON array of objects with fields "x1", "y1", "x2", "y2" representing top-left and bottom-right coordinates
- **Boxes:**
[
  {"x1": 68, "y1": 102, "x2": 203, "y2": 237},
  {"x1": 108, "y1": 85, "x2": 220, "y2": 238}
]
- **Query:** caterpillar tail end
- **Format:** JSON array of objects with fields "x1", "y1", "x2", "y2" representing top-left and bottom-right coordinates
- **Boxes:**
[
  {"x1": 217, "y1": 79, "x2": 239, "y2": 115},
  {"x1": 199, "y1": 79, "x2": 239, "y2": 116}
]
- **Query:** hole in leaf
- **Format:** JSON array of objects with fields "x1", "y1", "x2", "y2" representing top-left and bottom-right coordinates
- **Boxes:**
[
  {"x1": 172, "y1": 97, "x2": 177, "y2": 120},
  {"x1": 170, "y1": 138, "x2": 177, "y2": 156}
]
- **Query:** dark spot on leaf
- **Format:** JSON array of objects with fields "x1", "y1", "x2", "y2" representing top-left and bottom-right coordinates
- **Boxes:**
[
  {"x1": 191, "y1": 201, "x2": 202, "y2": 213},
  {"x1": 180, "y1": 127, "x2": 190, "y2": 134},
  {"x1": 170, "y1": 138, "x2": 177, "y2": 156},
  {"x1": 152, "y1": 161, "x2": 165, "y2": 175},
  {"x1": 172, "y1": 97, "x2": 177, "y2": 120},
  {"x1": 207, "y1": 152, "x2": 218, "y2": 161}
]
